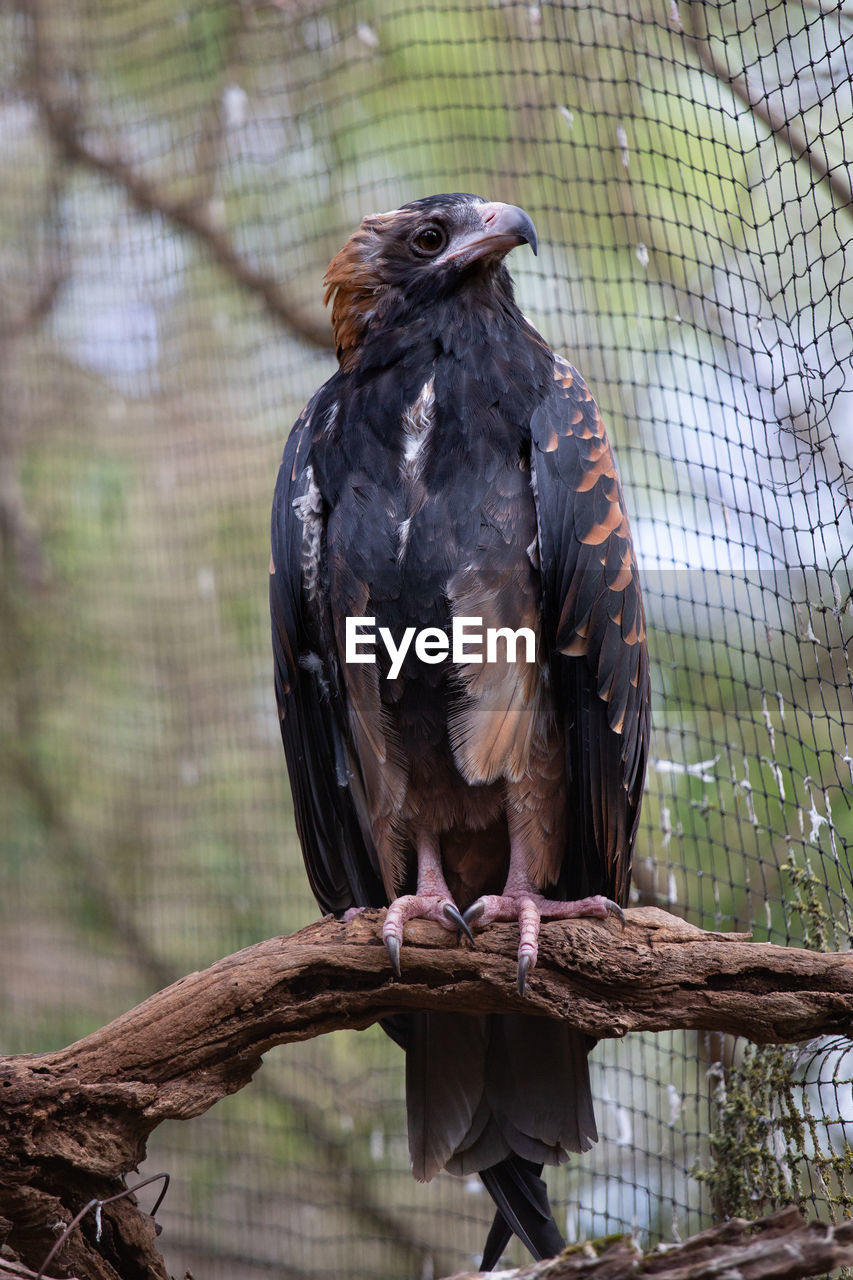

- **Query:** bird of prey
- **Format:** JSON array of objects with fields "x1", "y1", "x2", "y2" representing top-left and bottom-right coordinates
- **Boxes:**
[{"x1": 270, "y1": 193, "x2": 650, "y2": 1269}]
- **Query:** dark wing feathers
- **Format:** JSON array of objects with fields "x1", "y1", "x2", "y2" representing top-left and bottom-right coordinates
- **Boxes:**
[
  {"x1": 531, "y1": 355, "x2": 650, "y2": 906},
  {"x1": 270, "y1": 404, "x2": 386, "y2": 916},
  {"x1": 480, "y1": 1156, "x2": 565, "y2": 1269},
  {"x1": 274, "y1": 356, "x2": 649, "y2": 914}
]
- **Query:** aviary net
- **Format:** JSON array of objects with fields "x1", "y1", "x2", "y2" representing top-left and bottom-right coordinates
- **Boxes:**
[{"x1": 1, "y1": 1, "x2": 850, "y2": 1276}]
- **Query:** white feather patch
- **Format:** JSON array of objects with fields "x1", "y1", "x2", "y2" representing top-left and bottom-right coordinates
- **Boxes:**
[
  {"x1": 399, "y1": 377, "x2": 435, "y2": 486},
  {"x1": 397, "y1": 377, "x2": 435, "y2": 564},
  {"x1": 292, "y1": 463, "x2": 323, "y2": 600}
]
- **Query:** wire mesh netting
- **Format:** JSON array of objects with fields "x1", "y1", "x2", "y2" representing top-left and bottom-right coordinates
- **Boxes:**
[{"x1": 1, "y1": 1, "x2": 851, "y2": 1276}]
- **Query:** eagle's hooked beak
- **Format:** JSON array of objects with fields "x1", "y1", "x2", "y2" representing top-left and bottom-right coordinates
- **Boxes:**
[{"x1": 442, "y1": 201, "x2": 538, "y2": 266}]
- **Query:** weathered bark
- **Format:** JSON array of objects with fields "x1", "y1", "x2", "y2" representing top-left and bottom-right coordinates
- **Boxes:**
[
  {"x1": 443, "y1": 1207, "x2": 853, "y2": 1280},
  {"x1": 1, "y1": 908, "x2": 851, "y2": 1277}
]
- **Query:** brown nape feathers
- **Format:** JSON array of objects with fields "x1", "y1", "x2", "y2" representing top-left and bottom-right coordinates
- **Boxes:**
[{"x1": 323, "y1": 209, "x2": 398, "y2": 367}]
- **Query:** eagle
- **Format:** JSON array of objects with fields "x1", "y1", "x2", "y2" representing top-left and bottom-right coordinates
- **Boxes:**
[{"x1": 270, "y1": 194, "x2": 650, "y2": 1269}]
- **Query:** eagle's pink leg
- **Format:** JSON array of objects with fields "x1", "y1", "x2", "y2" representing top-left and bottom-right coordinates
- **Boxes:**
[
  {"x1": 382, "y1": 833, "x2": 472, "y2": 976},
  {"x1": 464, "y1": 818, "x2": 624, "y2": 995}
]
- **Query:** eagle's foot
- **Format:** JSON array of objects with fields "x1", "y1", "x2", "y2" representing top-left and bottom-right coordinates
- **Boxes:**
[
  {"x1": 463, "y1": 893, "x2": 624, "y2": 995},
  {"x1": 342, "y1": 905, "x2": 368, "y2": 922},
  {"x1": 382, "y1": 895, "x2": 473, "y2": 977}
]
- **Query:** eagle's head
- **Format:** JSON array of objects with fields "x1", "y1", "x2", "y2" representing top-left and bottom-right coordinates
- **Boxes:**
[{"x1": 323, "y1": 194, "x2": 538, "y2": 367}]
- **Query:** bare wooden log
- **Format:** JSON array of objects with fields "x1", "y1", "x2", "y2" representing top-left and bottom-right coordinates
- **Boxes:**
[
  {"x1": 1, "y1": 908, "x2": 851, "y2": 1277},
  {"x1": 442, "y1": 1206, "x2": 853, "y2": 1280}
]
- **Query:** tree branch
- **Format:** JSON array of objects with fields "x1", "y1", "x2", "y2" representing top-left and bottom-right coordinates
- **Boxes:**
[
  {"x1": 44, "y1": 105, "x2": 334, "y2": 349},
  {"x1": 680, "y1": 2, "x2": 853, "y2": 215},
  {"x1": 1, "y1": 908, "x2": 851, "y2": 1276},
  {"x1": 4, "y1": 907, "x2": 852, "y2": 1167},
  {"x1": 27, "y1": 1, "x2": 334, "y2": 351},
  {"x1": 443, "y1": 1206, "x2": 853, "y2": 1280}
]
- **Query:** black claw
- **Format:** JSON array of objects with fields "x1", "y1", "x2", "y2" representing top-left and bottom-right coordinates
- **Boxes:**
[
  {"x1": 517, "y1": 954, "x2": 531, "y2": 998},
  {"x1": 606, "y1": 900, "x2": 626, "y2": 927},
  {"x1": 442, "y1": 902, "x2": 475, "y2": 944},
  {"x1": 386, "y1": 934, "x2": 401, "y2": 977},
  {"x1": 463, "y1": 900, "x2": 485, "y2": 927}
]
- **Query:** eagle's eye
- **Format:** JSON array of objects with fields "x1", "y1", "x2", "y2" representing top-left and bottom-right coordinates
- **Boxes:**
[{"x1": 411, "y1": 224, "x2": 448, "y2": 256}]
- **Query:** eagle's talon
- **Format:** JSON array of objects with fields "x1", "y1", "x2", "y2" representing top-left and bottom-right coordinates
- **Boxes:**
[
  {"x1": 382, "y1": 883, "x2": 469, "y2": 972},
  {"x1": 517, "y1": 953, "x2": 532, "y2": 997},
  {"x1": 606, "y1": 900, "x2": 626, "y2": 926},
  {"x1": 442, "y1": 901, "x2": 475, "y2": 943},
  {"x1": 462, "y1": 900, "x2": 486, "y2": 928},
  {"x1": 385, "y1": 933, "x2": 402, "y2": 977}
]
